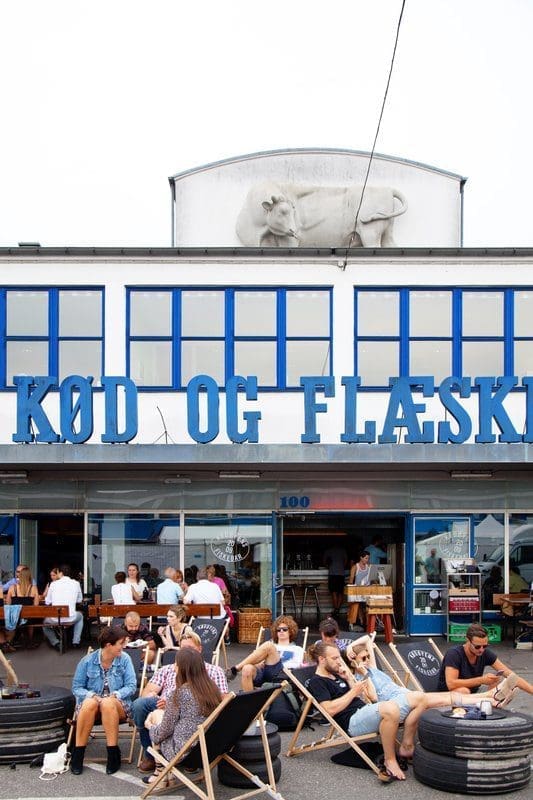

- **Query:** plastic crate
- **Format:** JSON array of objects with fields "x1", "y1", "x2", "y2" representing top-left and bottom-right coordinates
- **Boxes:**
[{"x1": 449, "y1": 622, "x2": 501, "y2": 643}]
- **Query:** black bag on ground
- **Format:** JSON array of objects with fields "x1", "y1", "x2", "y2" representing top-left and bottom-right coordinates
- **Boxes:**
[{"x1": 262, "y1": 682, "x2": 302, "y2": 731}]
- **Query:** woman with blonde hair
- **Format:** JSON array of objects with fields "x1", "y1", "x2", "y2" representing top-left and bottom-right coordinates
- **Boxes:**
[
  {"x1": 5, "y1": 565, "x2": 39, "y2": 649},
  {"x1": 143, "y1": 647, "x2": 222, "y2": 785},
  {"x1": 157, "y1": 605, "x2": 191, "y2": 650}
]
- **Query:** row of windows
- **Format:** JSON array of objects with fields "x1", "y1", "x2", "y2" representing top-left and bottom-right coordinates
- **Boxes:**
[
  {"x1": 355, "y1": 289, "x2": 533, "y2": 387},
  {"x1": 2, "y1": 286, "x2": 533, "y2": 390}
]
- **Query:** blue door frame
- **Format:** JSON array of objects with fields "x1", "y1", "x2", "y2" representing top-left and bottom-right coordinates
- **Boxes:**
[{"x1": 406, "y1": 514, "x2": 474, "y2": 636}]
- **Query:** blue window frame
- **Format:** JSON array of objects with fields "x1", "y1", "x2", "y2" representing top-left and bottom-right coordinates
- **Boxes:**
[
  {"x1": 127, "y1": 286, "x2": 332, "y2": 390},
  {"x1": 0, "y1": 287, "x2": 105, "y2": 389},
  {"x1": 355, "y1": 287, "x2": 533, "y2": 389}
]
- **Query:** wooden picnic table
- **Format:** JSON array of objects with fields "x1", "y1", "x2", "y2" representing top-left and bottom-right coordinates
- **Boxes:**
[{"x1": 0, "y1": 604, "x2": 72, "y2": 653}]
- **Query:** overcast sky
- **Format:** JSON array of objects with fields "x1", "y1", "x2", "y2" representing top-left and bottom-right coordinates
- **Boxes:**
[{"x1": 0, "y1": 0, "x2": 531, "y2": 248}]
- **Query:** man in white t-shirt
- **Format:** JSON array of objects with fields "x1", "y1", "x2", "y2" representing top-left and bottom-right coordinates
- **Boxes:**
[
  {"x1": 43, "y1": 564, "x2": 84, "y2": 650},
  {"x1": 226, "y1": 614, "x2": 304, "y2": 691},
  {"x1": 183, "y1": 567, "x2": 225, "y2": 618}
]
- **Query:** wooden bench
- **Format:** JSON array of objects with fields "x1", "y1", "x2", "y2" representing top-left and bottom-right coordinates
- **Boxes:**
[{"x1": 0, "y1": 605, "x2": 72, "y2": 653}]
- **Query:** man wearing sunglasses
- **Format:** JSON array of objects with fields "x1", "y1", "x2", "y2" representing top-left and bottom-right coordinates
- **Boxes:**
[
  {"x1": 226, "y1": 614, "x2": 304, "y2": 691},
  {"x1": 437, "y1": 623, "x2": 533, "y2": 696}
]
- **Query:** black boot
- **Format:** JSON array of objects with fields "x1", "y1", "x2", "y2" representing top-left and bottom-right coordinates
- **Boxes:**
[
  {"x1": 106, "y1": 745, "x2": 122, "y2": 774},
  {"x1": 70, "y1": 745, "x2": 86, "y2": 775}
]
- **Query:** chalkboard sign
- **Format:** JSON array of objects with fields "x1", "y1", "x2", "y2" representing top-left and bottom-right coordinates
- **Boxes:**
[{"x1": 392, "y1": 641, "x2": 442, "y2": 692}]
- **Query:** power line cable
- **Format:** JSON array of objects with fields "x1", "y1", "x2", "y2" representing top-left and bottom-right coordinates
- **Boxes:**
[{"x1": 340, "y1": 0, "x2": 407, "y2": 269}]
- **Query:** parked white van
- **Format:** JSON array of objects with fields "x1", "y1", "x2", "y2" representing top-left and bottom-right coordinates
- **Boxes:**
[{"x1": 478, "y1": 524, "x2": 533, "y2": 585}]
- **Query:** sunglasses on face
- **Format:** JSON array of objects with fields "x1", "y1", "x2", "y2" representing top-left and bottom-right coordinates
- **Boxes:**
[
  {"x1": 180, "y1": 634, "x2": 193, "y2": 641},
  {"x1": 277, "y1": 626, "x2": 289, "y2": 632},
  {"x1": 470, "y1": 643, "x2": 488, "y2": 650},
  {"x1": 358, "y1": 654, "x2": 370, "y2": 662}
]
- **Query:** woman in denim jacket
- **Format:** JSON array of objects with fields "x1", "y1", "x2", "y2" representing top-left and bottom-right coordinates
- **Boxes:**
[{"x1": 70, "y1": 626, "x2": 136, "y2": 776}]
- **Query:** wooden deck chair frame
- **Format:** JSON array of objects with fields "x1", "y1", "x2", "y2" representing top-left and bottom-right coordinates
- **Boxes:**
[
  {"x1": 388, "y1": 638, "x2": 444, "y2": 692},
  {"x1": 283, "y1": 667, "x2": 381, "y2": 776},
  {"x1": 0, "y1": 648, "x2": 18, "y2": 686},
  {"x1": 141, "y1": 684, "x2": 286, "y2": 800},
  {"x1": 190, "y1": 617, "x2": 230, "y2": 669},
  {"x1": 255, "y1": 625, "x2": 309, "y2": 653},
  {"x1": 66, "y1": 645, "x2": 146, "y2": 765}
]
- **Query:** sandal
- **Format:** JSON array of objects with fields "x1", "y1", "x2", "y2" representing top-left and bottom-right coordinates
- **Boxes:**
[
  {"x1": 493, "y1": 672, "x2": 519, "y2": 704},
  {"x1": 142, "y1": 766, "x2": 177, "y2": 787},
  {"x1": 495, "y1": 687, "x2": 519, "y2": 709}
]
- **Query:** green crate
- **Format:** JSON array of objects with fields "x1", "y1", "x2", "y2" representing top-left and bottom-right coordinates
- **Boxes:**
[{"x1": 449, "y1": 622, "x2": 501, "y2": 643}]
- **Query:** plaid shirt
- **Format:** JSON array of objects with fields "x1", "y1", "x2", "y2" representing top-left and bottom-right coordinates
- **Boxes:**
[{"x1": 149, "y1": 661, "x2": 228, "y2": 700}]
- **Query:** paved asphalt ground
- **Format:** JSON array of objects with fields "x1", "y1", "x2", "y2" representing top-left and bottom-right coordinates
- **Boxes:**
[{"x1": 1, "y1": 632, "x2": 532, "y2": 800}]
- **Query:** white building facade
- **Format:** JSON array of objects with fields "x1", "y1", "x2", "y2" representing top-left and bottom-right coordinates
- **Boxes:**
[{"x1": 1, "y1": 149, "x2": 532, "y2": 635}]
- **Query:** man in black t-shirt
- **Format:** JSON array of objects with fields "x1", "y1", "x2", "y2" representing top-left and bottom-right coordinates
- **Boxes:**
[
  {"x1": 308, "y1": 642, "x2": 421, "y2": 782},
  {"x1": 437, "y1": 623, "x2": 533, "y2": 696}
]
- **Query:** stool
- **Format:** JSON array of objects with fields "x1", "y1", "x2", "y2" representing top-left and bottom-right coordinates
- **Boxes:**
[
  {"x1": 280, "y1": 584, "x2": 298, "y2": 616},
  {"x1": 367, "y1": 610, "x2": 394, "y2": 644},
  {"x1": 300, "y1": 583, "x2": 321, "y2": 623}
]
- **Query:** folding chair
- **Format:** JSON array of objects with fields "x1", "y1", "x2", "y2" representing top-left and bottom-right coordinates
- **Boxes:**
[
  {"x1": 388, "y1": 638, "x2": 444, "y2": 692},
  {"x1": 0, "y1": 648, "x2": 18, "y2": 686},
  {"x1": 255, "y1": 625, "x2": 309, "y2": 652},
  {"x1": 190, "y1": 618, "x2": 230, "y2": 668},
  {"x1": 283, "y1": 666, "x2": 381, "y2": 775},
  {"x1": 142, "y1": 684, "x2": 286, "y2": 800},
  {"x1": 124, "y1": 644, "x2": 151, "y2": 691}
]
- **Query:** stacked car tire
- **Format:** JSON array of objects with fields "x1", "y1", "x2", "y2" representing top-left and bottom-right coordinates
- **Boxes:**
[
  {"x1": 0, "y1": 685, "x2": 75, "y2": 765},
  {"x1": 217, "y1": 722, "x2": 282, "y2": 788},
  {"x1": 414, "y1": 708, "x2": 533, "y2": 794}
]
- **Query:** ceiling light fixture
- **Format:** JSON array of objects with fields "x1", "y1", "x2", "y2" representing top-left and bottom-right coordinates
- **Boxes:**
[
  {"x1": 0, "y1": 471, "x2": 28, "y2": 479},
  {"x1": 218, "y1": 470, "x2": 261, "y2": 479},
  {"x1": 163, "y1": 476, "x2": 192, "y2": 484},
  {"x1": 450, "y1": 470, "x2": 493, "y2": 479}
]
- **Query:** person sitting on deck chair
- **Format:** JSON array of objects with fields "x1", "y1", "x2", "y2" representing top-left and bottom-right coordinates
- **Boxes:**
[
  {"x1": 344, "y1": 635, "x2": 516, "y2": 720},
  {"x1": 226, "y1": 614, "x2": 304, "y2": 690},
  {"x1": 307, "y1": 641, "x2": 426, "y2": 782}
]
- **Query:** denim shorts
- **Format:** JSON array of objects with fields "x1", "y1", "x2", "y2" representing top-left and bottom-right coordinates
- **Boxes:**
[{"x1": 347, "y1": 702, "x2": 383, "y2": 736}]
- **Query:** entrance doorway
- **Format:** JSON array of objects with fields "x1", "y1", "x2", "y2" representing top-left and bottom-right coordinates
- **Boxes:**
[
  {"x1": 18, "y1": 514, "x2": 84, "y2": 591},
  {"x1": 280, "y1": 512, "x2": 406, "y2": 629}
]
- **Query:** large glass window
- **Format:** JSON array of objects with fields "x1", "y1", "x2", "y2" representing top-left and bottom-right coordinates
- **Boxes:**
[
  {"x1": 1, "y1": 287, "x2": 104, "y2": 388},
  {"x1": 87, "y1": 512, "x2": 274, "y2": 608},
  {"x1": 184, "y1": 515, "x2": 273, "y2": 608},
  {"x1": 128, "y1": 287, "x2": 332, "y2": 389},
  {"x1": 87, "y1": 514, "x2": 182, "y2": 599},
  {"x1": 355, "y1": 287, "x2": 533, "y2": 389}
]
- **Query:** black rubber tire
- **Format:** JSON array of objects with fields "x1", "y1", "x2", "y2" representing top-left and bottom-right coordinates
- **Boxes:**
[
  {"x1": 413, "y1": 744, "x2": 531, "y2": 794},
  {"x1": 229, "y1": 730, "x2": 282, "y2": 760},
  {"x1": 418, "y1": 708, "x2": 533, "y2": 759},
  {"x1": 0, "y1": 685, "x2": 75, "y2": 734},
  {"x1": 0, "y1": 726, "x2": 67, "y2": 765},
  {"x1": 217, "y1": 756, "x2": 282, "y2": 788}
]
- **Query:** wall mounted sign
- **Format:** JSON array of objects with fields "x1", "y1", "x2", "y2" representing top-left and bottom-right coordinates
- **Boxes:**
[{"x1": 12, "y1": 373, "x2": 533, "y2": 445}]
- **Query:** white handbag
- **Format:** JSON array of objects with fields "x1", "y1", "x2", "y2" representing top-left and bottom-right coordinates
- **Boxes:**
[{"x1": 39, "y1": 742, "x2": 70, "y2": 780}]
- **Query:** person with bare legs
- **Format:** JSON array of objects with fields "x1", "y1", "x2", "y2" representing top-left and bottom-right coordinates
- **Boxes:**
[
  {"x1": 308, "y1": 641, "x2": 413, "y2": 782},
  {"x1": 70, "y1": 626, "x2": 136, "y2": 775},
  {"x1": 226, "y1": 615, "x2": 304, "y2": 691}
]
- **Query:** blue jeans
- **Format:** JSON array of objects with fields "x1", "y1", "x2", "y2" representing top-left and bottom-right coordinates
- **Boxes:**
[
  {"x1": 43, "y1": 611, "x2": 84, "y2": 646},
  {"x1": 132, "y1": 695, "x2": 158, "y2": 753}
]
